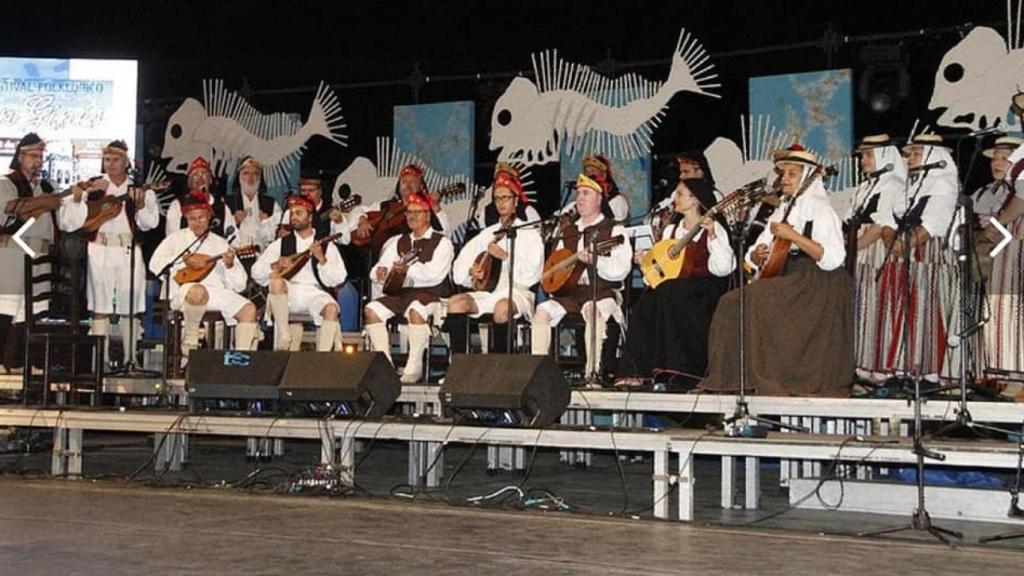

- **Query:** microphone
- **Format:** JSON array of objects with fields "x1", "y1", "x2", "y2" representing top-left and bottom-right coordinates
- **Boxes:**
[
  {"x1": 823, "y1": 164, "x2": 839, "y2": 178},
  {"x1": 563, "y1": 180, "x2": 577, "y2": 189},
  {"x1": 866, "y1": 163, "x2": 895, "y2": 179},
  {"x1": 967, "y1": 125, "x2": 1002, "y2": 138},
  {"x1": 210, "y1": 216, "x2": 222, "y2": 230},
  {"x1": 909, "y1": 160, "x2": 947, "y2": 172}
]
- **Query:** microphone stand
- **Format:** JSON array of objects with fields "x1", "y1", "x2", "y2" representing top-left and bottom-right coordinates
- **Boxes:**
[
  {"x1": 107, "y1": 175, "x2": 159, "y2": 380},
  {"x1": 153, "y1": 231, "x2": 209, "y2": 402},
  {"x1": 584, "y1": 227, "x2": 601, "y2": 387}
]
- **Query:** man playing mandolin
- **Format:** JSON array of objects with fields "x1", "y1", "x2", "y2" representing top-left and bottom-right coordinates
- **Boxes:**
[
  {"x1": 58, "y1": 140, "x2": 160, "y2": 369},
  {"x1": 251, "y1": 193, "x2": 347, "y2": 352},
  {"x1": 531, "y1": 173, "x2": 632, "y2": 386},
  {"x1": 364, "y1": 190, "x2": 454, "y2": 384},
  {"x1": 149, "y1": 190, "x2": 260, "y2": 361},
  {"x1": 445, "y1": 169, "x2": 544, "y2": 356}
]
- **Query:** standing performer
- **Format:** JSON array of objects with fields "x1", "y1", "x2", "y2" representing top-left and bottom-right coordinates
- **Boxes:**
[
  {"x1": 364, "y1": 191, "x2": 454, "y2": 383},
  {"x1": 531, "y1": 173, "x2": 632, "y2": 383},
  {"x1": 446, "y1": 169, "x2": 543, "y2": 355},
  {"x1": 166, "y1": 157, "x2": 224, "y2": 237},
  {"x1": 278, "y1": 169, "x2": 350, "y2": 241},
  {"x1": 149, "y1": 190, "x2": 260, "y2": 360},
  {"x1": 251, "y1": 193, "x2": 347, "y2": 351},
  {"x1": 57, "y1": 140, "x2": 159, "y2": 369},
  {"x1": 848, "y1": 134, "x2": 908, "y2": 381},
  {"x1": 877, "y1": 134, "x2": 960, "y2": 383},
  {"x1": 617, "y1": 176, "x2": 734, "y2": 389},
  {"x1": 0, "y1": 134, "x2": 77, "y2": 371},
  {"x1": 982, "y1": 138, "x2": 1024, "y2": 378},
  {"x1": 224, "y1": 156, "x2": 281, "y2": 249},
  {"x1": 700, "y1": 146, "x2": 854, "y2": 397}
]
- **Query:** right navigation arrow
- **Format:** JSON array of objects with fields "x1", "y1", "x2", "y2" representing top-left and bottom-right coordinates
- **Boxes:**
[{"x1": 989, "y1": 218, "x2": 1013, "y2": 258}]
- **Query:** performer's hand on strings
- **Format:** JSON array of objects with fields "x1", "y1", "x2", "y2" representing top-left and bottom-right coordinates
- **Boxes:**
[
  {"x1": 770, "y1": 221, "x2": 798, "y2": 242},
  {"x1": 752, "y1": 244, "x2": 769, "y2": 267},
  {"x1": 375, "y1": 266, "x2": 389, "y2": 283},
  {"x1": 274, "y1": 255, "x2": 294, "y2": 273},
  {"x1": 309, "y1": 241, "x2": 327, "y2": 265},
  {"x1": 184, "y1": 253, "x2": 208, "y2": 271},
  {"x1": 701, "y1": 217, "x2": 716, "y2": 239},
  {"x1": 356, "y1": 215, "x2": 372, "y2": 239},
  {"x1": 328, "y1": 207, "x2": 345, "y2": 223},
  {"x1": 487, "y1": 242, "x2": 507, "y2": 261},
  {"x1": 222, "y1": 247, "x2": 236, "y2": 268},
  {"x1": 470, "y1": 262, "x2": 484, "y2": 280},
  {"x1": 578, "y1": 248, "x2": 593, "y2": 264}
]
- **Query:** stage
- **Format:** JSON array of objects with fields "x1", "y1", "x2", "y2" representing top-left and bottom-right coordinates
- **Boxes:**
[{"x1": 2, "y1": 477, "x2": 1024, "y2": 575}]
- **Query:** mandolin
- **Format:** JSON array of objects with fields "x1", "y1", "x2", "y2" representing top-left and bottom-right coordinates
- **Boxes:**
[
  {"x1": 382, "y1": 246, "x2": 421, "y2": 296},
  {"x1": 174, "y1": 244, "x2": 261, "y2": 285},
  {"x1": 81, "y1": 179, "x2": 172, "y2": 233},
  {"x1": 4, "y1": 177, "x2": 106, "y2": 220},
  {"x1": 755, "y1": 165, "x2": 825, "y2": 280},
  {"x1": 640, "y1": 189, "x2": 748, "y2": 288},
  {"x1": 471, "y1": 220, "x2": 514, "y2": 292},
  {"x1": 352, "y1": 182, "x2": 465, "y2": 253},
  {"x1": 541, "y1": 234, "x2": 625, "y2": 296},
  {"x1": 277, "y1": 194, "x2": 362, "y2": 234},
  {"x1": 273, "y1": 232, "x2": 344, "y2": 280}
]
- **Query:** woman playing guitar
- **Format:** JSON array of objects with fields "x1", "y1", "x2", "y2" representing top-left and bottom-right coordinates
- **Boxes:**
[
  {"x1": 446, "y1": 168, "x2": 544, "y2": 356},
  {"x1": 701, "y1": 145, "x2": 854, "y2": 398}
]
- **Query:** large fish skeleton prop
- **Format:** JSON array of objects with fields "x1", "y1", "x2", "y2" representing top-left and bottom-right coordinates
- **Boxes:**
[
  {"x1": 161, "y1": 79, "x2": 347, "y2": 186},
  {"x1": 489, "y1": 28, "x2": 720, "y2": 166},
  {"x1": 929, "y1": 0, "x2": 1024, "y2": 130}
]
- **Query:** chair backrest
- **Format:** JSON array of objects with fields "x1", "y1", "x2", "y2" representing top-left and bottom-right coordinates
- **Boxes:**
[{"x1": 22, "y1": 245, "x2": 84, "y2": 335}]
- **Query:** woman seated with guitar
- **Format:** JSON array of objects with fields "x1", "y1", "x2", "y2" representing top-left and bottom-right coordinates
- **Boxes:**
[
  {"x1": 531, "y1": 173, "x2": 633, "y2": 386},
  {"x1": 251, "y1": 193, "x2": 348, "y2": 352},
  {"x1": 616, "y1": 176, "x2": 735, "y2": 390},
  {"x1": 149, "y1": 191, "x2": 260, "y2": 361},
  {"x1": 700, "y1": 145, "x2": 854, "y2": 397},
  {"x1": 364, "y1": 191, "x2": 455, "y2": 384},
  {"x1": 445, "y1": 169, "x2": 544, "y2": 356}
]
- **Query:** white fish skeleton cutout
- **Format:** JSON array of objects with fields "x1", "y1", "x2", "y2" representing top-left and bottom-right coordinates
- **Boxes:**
[
  {"x1": 704, "y1": 115, "x2": 789, "y2": 201},
  {"x1": 490, "y1": 28, "x2": 720, "y2": 166},
  {"x1": 162, "y1": 79, "x2": 347, "y2": 187},
  {"x1": 827, "y1": 155, "x2": 863, "y2": 221},
  {"x1": 930, "y1": 0, "x2": 1024, "y2": 130}
]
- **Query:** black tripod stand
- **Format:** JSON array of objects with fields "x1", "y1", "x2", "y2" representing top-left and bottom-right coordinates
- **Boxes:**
[
  {"x1": 859, "y1": 159, "x2": 961, "y2": 545},
  {"x1": 723, "y1": 190, "x2": 806, "y2": 436},
  {"x1": 978, "y1": 419, "x2": 1024, "y2": 543}
]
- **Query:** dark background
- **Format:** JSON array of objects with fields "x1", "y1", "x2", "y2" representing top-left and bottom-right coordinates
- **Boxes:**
[{"x1": 0, "y1": 0, "x2": 1006, "y2": 205}]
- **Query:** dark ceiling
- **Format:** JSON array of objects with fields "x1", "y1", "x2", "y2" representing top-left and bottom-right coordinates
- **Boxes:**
[{"x1": 0, "y1": 0, "x2": 1005, "y2": 191}]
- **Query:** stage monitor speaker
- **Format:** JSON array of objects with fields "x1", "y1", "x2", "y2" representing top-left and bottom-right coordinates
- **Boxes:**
[
  {"x1": 440, "y1": 354, "x2": 569, "y2": 428},
  {"x1": 278, "y1": 351, "x2": 400, "y2": 419},
  {"x1": 186, "y1": 350, "x2": 291, "y2": 400}
]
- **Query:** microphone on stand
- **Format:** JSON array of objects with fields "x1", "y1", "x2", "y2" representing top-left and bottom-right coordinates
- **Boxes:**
[
  {"x1": 909, "y1": 160, "x2": 947, "y2": 173},
  {"x1": 866, "y1": 163, "x2": 895, "y2": 179},
  {"x1": 966, "y1": 125, "x2": 1002, "y2": 138}
]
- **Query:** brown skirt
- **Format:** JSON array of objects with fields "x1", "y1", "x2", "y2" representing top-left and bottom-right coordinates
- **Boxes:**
[
  {"x1": 376, "y1": 287, "x2": 444, "y2": 316},
  {"x1": 551, "y1": 284, "x2": 618, "y2": 314},
  {"x1": 699, "y1": 258, "x2": 855, "y2": 397}
]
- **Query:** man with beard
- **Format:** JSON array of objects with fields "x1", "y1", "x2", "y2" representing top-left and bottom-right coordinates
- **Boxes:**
[
  {"x1": 224, "y1": 156, "x2": 280, "y2": 249},
  {"x1": 251, "y1": 193, "x2": 347, "y2": 351}
]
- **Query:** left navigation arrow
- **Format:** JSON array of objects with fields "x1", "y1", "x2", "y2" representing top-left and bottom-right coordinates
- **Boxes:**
[{"x1": 13, "y1": 217, "x2": 37, "y2": 258}]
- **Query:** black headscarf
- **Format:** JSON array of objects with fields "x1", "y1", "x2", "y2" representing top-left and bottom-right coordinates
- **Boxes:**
[{"x1": 9, "y1": 132, "x2": 43, "y2": 171}]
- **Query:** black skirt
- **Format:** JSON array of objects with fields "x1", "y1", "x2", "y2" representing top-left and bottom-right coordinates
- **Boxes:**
[
  {"x1": 699, "y1": 258, "x2": 855, "y2": 397},
  {"x1": 618, "y1": 275, "x2": 728, "y2": 384}
]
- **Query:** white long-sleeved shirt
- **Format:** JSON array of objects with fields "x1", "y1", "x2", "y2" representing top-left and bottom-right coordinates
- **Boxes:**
[
  {"x1": 251, "y1": 231, "x2": 348, "y2": 289},
  {"x1": 279, "y1": 200, "x2": 352, "y2": 246},
  {"x1": 554, "y1": 214, "x2": 633, "y2": 285},
  {"x1": 746, "y1": 181, "x2": 846, "y2": 272},
  {"x1": 660, "y1": 220, "x2": 736, "y2": 278},
  {"x1": 452, "y1": 219, "x2": 544, "y2": 290},
  {"x1": 224, "y1": 193, "x2": 282, "y2": 247},
  {"x1": 370, "y1": 229, "x2": 454, "y2": 290},
  {"x1": 58, "y1": 175, "x2": 159, "y2": 233},
  {"x1": 148, "y1": 228, "x2": 247, "y2": 301}
]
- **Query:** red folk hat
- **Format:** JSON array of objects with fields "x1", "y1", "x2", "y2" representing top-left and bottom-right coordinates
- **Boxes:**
[
  {"x1": 287, "y1": 192, "x2": 316, "y2": 212},
  {"x1": 188, "y1": 156, "x2": 212, "y2": 176},
  {"x1": 181, "y1": 189, "x2": 212, "y2": 215},
  {"x1": 493, "y1": 171, "x2": 527, "y2": 204},
  {"x1": 405, "y1": 190, "x2": 432, "y2": 210},
  {"x1": 399, "y1": 164, "x2": 424, "y2": 180}
]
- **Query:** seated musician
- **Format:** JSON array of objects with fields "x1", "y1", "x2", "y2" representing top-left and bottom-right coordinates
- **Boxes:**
[
  {"x1": 149, "y1": 190, "x2": 260, "y2": 360},
  {"x1": 472, "y1": 163, "x2": 541, "y2": 229},
  {"x1": 555, "y1": 155, "x2": 630, "y2": 222},
  {"x1": 445, "y1": 169, "x2": 544, "y2": 355},
  {"x1": 700, "y1": 146, "x2": 854, "y2": 397},
  {"x1": 277, "y1": 171, "x2": 351, "y2": 242},
  {"x1": 616, "y1": 176, "x2": 735, "y2": 390},
  {"x1": 224, "y1": 156, "x2": 281, "y2": 249},
  {"x1": 251, "y1": 193, "x2": 347, "y2": 351},
  {"x1": 350, "y1": 164, "x2": 452, "y2": 244},
  {"x1": 364, "y1": 191, "x2": 455, "y2": 384},
  {"x1": 531, "y1": 173, "x2": 633, "y2": 385}
]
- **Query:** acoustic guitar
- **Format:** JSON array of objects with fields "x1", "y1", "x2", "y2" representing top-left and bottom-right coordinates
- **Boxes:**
[
  {"x1": 756, "y1": 165, "x2": 825, "y2": 280},
  {"x1": 541, "y1": 234, "x2": 625, "y2": 296},
  {"x1": 382, "y1": 246, "x2": 421, "y2": 296},
  {"x1": 352, "y1": 182, "x2": 465, "y2": 253},
  {"x1": 639, "y1": 189, "x2": 749, "y2": 288},
  {"x1": 4, "y1": 177, "x2": 105, "y2": 220},
  {"x1": 173, "y1": 245, "x2": 261, "y2": 285},
  {"x1": 81, "y1": 180, "x2": 172, "y2": 233}
]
